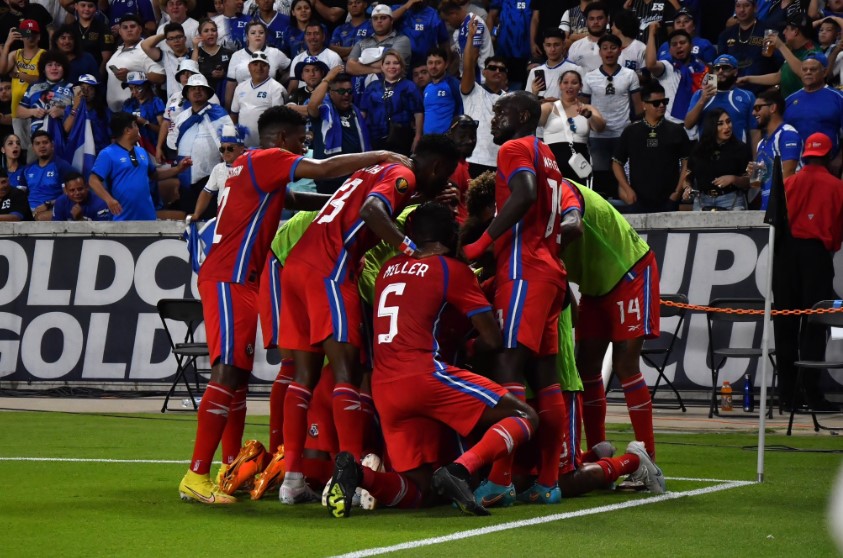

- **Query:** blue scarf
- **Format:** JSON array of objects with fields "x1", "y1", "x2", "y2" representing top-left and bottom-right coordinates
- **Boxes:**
[{"x1": 320, "y1": 98, "x2": 371, "y2": 155}]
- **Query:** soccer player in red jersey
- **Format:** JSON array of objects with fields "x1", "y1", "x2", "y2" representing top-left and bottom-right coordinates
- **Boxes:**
[
  {"x1": 461, "y1": 91, "x2": 575, "y2": 506},
  {"x1": 326, "y1": 202, "x2": 539, "y2": 518},
  {"x1": 179, "y1": 106, "x2": 412, "y2": 505},
  {"x1": 278, "y1": 135, "x2": 460, "y2": 505}
]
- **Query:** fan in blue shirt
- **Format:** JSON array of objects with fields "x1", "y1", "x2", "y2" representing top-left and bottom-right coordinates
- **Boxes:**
[
  {"x1": 23, "y1": 131, "x2": 78, "y2": 211},
  {"x1": 52, "y1": 172, "x2": 111, "y2": 221}
]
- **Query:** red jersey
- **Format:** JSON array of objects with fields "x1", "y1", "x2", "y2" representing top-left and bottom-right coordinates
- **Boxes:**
[
  {"x1": 494, "y1": 136, "x2": 566, "y2": 286},
  {"x1": 373, "y1": 254, "x2": 492, "y2": 381},
  {"x1": 199, "y1": 148, "x2": 302, "y2": 285},
  {"x1": 785, "y1": 165, "x2": 843, "y2": 252},
  {"x1": 450, "y1": 159, "x2": 471, "y2": 224},
  {"x1": 289, "y1": 163, "x2": 416, "y2": 282}
]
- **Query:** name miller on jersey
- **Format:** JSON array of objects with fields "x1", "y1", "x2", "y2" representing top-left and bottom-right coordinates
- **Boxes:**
[{"x1": 382, "y1": 261, "x2": 430, "y2": 278}]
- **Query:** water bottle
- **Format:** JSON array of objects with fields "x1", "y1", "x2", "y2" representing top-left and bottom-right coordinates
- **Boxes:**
[
  {"x1": 721, "y1": 381, "x2": 733, "y2": 412},
  {"x1": 743, "y1": 373, "x2": 755, "y2": 412}
]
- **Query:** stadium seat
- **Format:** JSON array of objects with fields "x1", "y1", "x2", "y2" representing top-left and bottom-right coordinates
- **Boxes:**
[
  {"x1": 787, "y1": 300, "x2": 843, "y2": 436},
  {"x1": 157, "y1": 298, "x2": 210, "y2": 413},
  {"x1": 642, "y1": 293, "x2": 689, "y2": 412},
  {"x1": 706, "y1": 298, "x2": 778, "y2": 419}
]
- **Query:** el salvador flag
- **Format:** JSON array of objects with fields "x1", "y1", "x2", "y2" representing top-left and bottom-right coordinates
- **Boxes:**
[
  {"x1": 184, "y1": 218, "x2": 218, "y2": 274},
  {"x1": 64, "y1": 102, "x2": 97, "y2": 180}
]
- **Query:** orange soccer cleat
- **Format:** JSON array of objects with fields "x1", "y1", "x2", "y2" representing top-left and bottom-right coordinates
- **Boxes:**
[
  {"x1": 249, "y1": 445, "x2": 286, "y2": 500},
  {"x1": 220, "y1": 440, "x2": 268, "y2": 495}
]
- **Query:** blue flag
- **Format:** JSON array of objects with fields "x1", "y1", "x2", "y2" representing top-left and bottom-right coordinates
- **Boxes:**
[
  {"x1": 183, "y1": 218, "x2": 217, "y2": 274},
  {"x1": 63, "y1": 101, "x2": 97, "y2": 180}
]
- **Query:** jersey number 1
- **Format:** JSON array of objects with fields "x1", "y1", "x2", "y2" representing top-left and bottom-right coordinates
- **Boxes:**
[{"x1": 377, "y1": 282, "x2": 405, "y2": 344}]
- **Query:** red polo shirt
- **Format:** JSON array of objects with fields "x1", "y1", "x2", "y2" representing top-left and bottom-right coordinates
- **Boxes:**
[{"x1": 784, "y1": 164, "x2": 843, "y2": 252}]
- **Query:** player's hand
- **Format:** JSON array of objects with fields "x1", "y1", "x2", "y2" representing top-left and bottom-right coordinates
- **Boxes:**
[
  {"x1": 378, "y1": 150, "x2": 413, "y2": 169},
  {"x1": 434, "y1": 184, "x2": 460, "y2": 210}
]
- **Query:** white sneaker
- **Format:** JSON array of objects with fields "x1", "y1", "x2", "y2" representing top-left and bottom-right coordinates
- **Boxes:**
[
  {"x1": 358, "y1": 453, "x2": 384, "y2": 510},
  {"x1": 279, "y1": 473, "x2": 319, "y2": 504},
  {"x1": 625, "y1": 441, "x2": 666, "y2": 494}
]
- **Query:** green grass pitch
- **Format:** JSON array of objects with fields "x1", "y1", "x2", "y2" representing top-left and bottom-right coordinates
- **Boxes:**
[{"x1": 2, "y1": 409, "x2": 840, "y2": 557}]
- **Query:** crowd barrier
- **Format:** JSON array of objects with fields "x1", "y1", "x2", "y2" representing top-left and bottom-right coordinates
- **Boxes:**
[{"x1": 1, "y1": 213, "x2": 842, "y2": 391}]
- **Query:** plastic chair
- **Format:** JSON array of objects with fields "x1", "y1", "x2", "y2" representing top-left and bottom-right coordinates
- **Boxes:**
[
  {"x1": 787, "y1": 300, "x2": 843, "y2": 436},
  {"x1": 157, "y1": 298, "x2": 209, "y2": 413},
  {"x1": 706, "y1": 298, "x2": 778, "y2": 418},
  {"x1": 642, "y1": 293, "x2": 689, "y2": 411}
]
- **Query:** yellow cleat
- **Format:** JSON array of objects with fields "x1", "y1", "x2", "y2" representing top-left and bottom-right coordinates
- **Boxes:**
[
  {"x1": 250, "y1": 445, "x2": 286, "y2": 501},
  {"x1": 221, "y1": 440, "x2": 268, "y2": 495},
  {"x1": 179, "y1": 471, "x2": 237, "y2": 505}
]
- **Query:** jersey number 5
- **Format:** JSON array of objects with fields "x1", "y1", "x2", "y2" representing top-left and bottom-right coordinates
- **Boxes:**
[{"x1": 377, "y1": 282, "x2": 405, "y2": 344}]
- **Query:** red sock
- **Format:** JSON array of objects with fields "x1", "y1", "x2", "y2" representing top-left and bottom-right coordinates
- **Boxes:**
[
  {"x1": 582, "y1": 375, "x2": 607, "y2": 449},
  {"x1": 622, "y1": 373, "x2": 655, "y2": 460},
  {"x1": 221, "y1": 387, "x2": 248, "y2": 464},
  {"x1": 486, "y1": 383, "x2": 526, "y2": 486},
  {"x1": 282, "y1": 382, "x2": 311, "y2": 473},
  {"x1": 457, "y1": 415, "x2": 533, "y2": 476},
  {"x1": 359, "y1": 391, "x2": 376, "y2": 452},
  {"x1": 269, "y1": 359, "x2": 294, "y2": 450},
  {"x1": 190, "y1": 382, "x2": 234, "y2": 474},
  {"x1": 332, "y1": 383, "x2": 363, "y2": 460},
  {"x1": 361, "y1": 468, "x2": 422, "y2": 509},
  {"x1": 596, "y1": 454, "x2": 640, "y2": 484},
  {"x1": 302, "y1": 457, "x2": 334, "y2": 486},
  {"x1": 536, "y1": 384, "x2": 566, "y2": 487}
]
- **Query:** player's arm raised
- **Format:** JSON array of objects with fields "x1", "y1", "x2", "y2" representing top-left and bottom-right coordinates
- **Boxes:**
[
  {"x1": 286, "y1": 190, "x2": 332, "y2": 210},
  {"x1": 462, "y1": 170, "x2": 537, "y2": 260}
]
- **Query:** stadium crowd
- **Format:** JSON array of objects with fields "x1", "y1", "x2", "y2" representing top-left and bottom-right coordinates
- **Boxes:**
[
  {"x1": 3, "y1": 0, "x2": 843, "y2": 221},
  {"x1": 2, "y1": 0, "x2": 843, "y2": 517}
]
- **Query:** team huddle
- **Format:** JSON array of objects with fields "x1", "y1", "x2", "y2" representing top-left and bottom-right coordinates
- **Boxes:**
[{"x1": 177, "y1": 90, "x2": 666, "y2": 517}]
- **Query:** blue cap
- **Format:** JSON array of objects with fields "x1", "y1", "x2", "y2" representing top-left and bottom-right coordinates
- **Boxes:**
[
  {"x1": 804, "y1": 51, "x2": 829, "y2": 67},
  {"x1": 713, "y1": 54, "x2": 738, "y2": 68},
  {"x1": 220, "y1": 124, "x2": 244, "y2": 145}
]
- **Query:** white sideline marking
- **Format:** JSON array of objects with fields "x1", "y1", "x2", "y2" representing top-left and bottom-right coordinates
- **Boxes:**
[
  {"x1": 0, "y1": 457, "x2": 191, "y2": 464},
  {"x1": 330, "y1": 480, "x2": 755, "y2": 558}
]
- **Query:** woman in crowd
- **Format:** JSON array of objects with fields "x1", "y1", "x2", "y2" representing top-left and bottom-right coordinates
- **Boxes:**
[
  {"x1": 539, "y1": 69, "x2": 605, "y2": 186},
  {"x1": 683, "y1": 107, "x2": 751, "y2": 211},
  {"x1": 360, "y1": 50, "x2": 423, "y2": 155},
  {"x1": 284, "y1": 0, "x2": 314, "y2": 58},
  {"x1": 16, "y1": 51, "x2": 74, "y2": 143},
  {"x1": 192, "y1": 18, "x2": 233, "y2": 101},
  {"x1": 225, "y1": 20, "x2": 291, "y2": 106},
  {"x1": 50, "y1": 24, "x2": 99, "y2": 85},
  {"x1": 1, "y1": 133, "x2": 26, "y2": 191}
]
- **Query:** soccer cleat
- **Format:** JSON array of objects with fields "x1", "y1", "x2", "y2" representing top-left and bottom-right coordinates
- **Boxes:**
[
  {"x1": 516, "y1": 482, "x2": 562, "y2": 504},
  {"x1": 221, "y1": 440, "x2": 268, "y2": 495},
  {"x1": 250, "y1": 445, "x2": 286, "y2": 500},
  {"x1": 473, "y1": 480, "x2": 516, "y2": 508},
  {"x1": 591, "y1": 441, "x2": 616, "y2": 459},
  {"x1": 358, "y1": 453, "x2": 384, "y2": 510},
  {"x1": 625, "y1": 441, "x2": 666, "y2": 494},
  {"x1": 279, "y1": 473, "x2": 320, "y2": 504},
  {"x1": 433, "y1": 464, "x2": 491, "y2": 516},
  {"x1": 327, "y1": 451, "x2": 363, "y2": 518},
  {"x1": 179, "y1": 470, "x2": 237, "y2": 505},
  {"x1": 322, "y1": 476, "x2": 362, "y2": 507},
  {"x1": 215, "y1": 463, "x2": 229, "y2": 487}
]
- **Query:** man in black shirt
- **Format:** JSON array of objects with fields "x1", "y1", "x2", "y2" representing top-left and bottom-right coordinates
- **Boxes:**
[
  {"x1": 71, "y1": 0, "x2": 116, "y2": 70},
  {"x1": 0, "y1": 169, "x2": 33, "y2": 221},
  {"x1": 0, "y1": 0, "x2": 52, "y2": 51},
  {"x1": 612, "y1": 82, "x2": 690, "y2": 213}
]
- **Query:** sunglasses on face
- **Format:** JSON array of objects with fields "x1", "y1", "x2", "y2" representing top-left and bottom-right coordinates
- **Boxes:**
[
  {"x1": 219, "y1": 145, "x2": 240, "y2": 153},
  {"x1": 486, "y1": 65, "x2": 508, "y2": 73},
  {"x1": 714, "y1": 65, "x2": 734, "y2": 71},
  {"x1": 752, "y1": 103, "x2": 770, "y2": 111},
  {"x1": 330, "y1": 87, "x2": 354, "y2": 95},
  {"x1": 644, "y1": 98, "x2": 670, "y2": 107}
]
